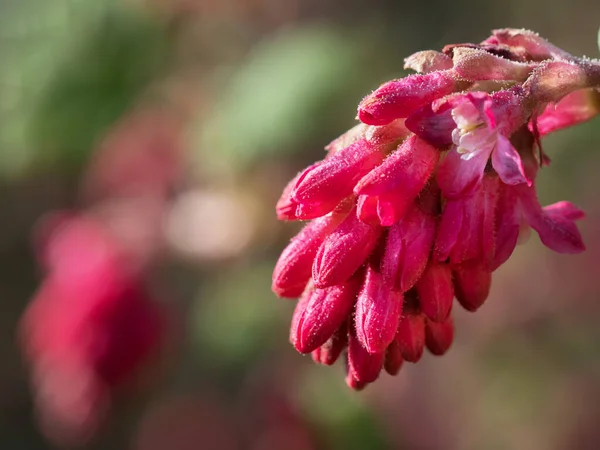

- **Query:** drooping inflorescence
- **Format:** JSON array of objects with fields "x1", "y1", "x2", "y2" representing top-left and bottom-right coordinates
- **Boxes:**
[{"x1": 272, "y1": 29, "x2": 600, "y2": 390}]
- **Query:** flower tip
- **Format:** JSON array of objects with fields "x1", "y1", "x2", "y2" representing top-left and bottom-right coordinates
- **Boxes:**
[
  {"x1": 357, "y1": 106, "x2": 387, "y2": 126},
  {"x1": 425, "y1": 319, "x2": 454, "y2": 356},
  {"x1": 272, "y1": 285, "x2": 299, "y2": 299},
  {"x1": 271, "y1": 270, "x2": 308, "y2": 299},
  {"x1": 383, "y1": 341, "x2": 404, "y2": 375},
  {"x1": 345, "y1": 373, "x2": 367, "y2": 391}
]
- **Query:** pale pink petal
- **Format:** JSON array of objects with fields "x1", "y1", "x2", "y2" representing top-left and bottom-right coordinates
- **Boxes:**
[
  {"x1": 543, "y1": 201, "x2": 586, "y2": 221},
  {"x1": 491, "y1": 134, "x2": 531, "y2": 186},
  {"x1": 534, "y1": 88, "x2": 600, "y2": 136},
  {"x1": 518, "y1": 185, "x2": 586, "y2": 254},
  {"x1": 437, "y1": 147, "x2": 490, "y2": 199}
]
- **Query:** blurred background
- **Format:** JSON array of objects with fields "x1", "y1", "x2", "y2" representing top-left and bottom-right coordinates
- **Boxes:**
[{"x1": 1, "y1": 0, "x2": 600, "y2": 449}]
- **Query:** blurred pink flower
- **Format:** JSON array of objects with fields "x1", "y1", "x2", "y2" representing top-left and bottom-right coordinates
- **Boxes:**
[
  {"x1": 19, "y1": 215, "x2": 166, "y2": 444},
  {"x1": 273, "y1": 28, "x2": 598, "y2": 389}
]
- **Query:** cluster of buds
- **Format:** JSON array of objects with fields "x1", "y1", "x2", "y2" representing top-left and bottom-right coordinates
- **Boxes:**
[
  {"x1": 19, "y1": 214, "x2": 166, "y2": 443},
  {"x1": 272, "y1": 29, "x2": 600, "y2": 390}
]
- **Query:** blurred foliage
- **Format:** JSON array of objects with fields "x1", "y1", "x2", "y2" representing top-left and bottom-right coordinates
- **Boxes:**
[
  {"x1": 0, "y1": 0, "x2": 167, "y2": 178},
  {"x1": 298, "y1": 370, "x2": 392, "y2": 450},
  {"x1": 192, "y1": 262, "x2": 290, "y2": 369},
  {"x1": 196, "y1": 24, "x2": 374, "y2": 170}
]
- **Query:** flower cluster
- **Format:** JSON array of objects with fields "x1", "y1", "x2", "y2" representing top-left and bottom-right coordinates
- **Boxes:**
[
  {"x1": 272, "y1": 29, "x2": 600, "y2": 390},
  {"x1": 19, "y1": 215, "x2": 166, "y2": 442}
]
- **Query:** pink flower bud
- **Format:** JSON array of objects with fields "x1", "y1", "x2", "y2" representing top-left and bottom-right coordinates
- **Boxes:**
[
  {"x1": 292, "y1": 140, "x2": 384, "y2": 215},
  {"x1": 435, "y1": 175, "x2": 499, "y2": 267},
  {"x1": 384, "y1": 340, "x2": 404, "y2": 375},
  {"x1": 290, "y1": 278, "x2": 359, "y2": 354},
  {"x1": 345, "y1": 373, "x2": 367, "y2": 391},
  {"x1": 356, "y1": 194, "x2": 380, "y2": 225},
  {"x1": 354, "y1": 136, "x2": 440, "y2": 226},
  {"x1": 425, "y1": 318, "x2": 454, "y2": 356},
  {"x1": 525, "y1": 61, "x2": 591, "y2": 103},
  {"x1": 355, "y1": 267, "x2": 403, "y2": 354},
  {"x1": 485, "y1": 28, "x2": 574, "y2": 61},
  {"x1": 416, "y1": 261, "x2": 454, "y2": 322},
  {"x1": 453, "y1": 262, "x2": 492, "y2": 311},
  {"x1": 358, "y1": 71, "x2": 460, "y2": 126},
  {"x1": 452, "y1": 47, "x2": 535, "y2": 81},
  {"x1": 312, "y1": 208, "x2": 382, "y2": 288},
  {"x1": 312, "y1": 322, "x2": 348, "y2": 366},
  {"x1": 382, "y1": 205, "x2": 436, "y2": 292},
  {"x1": 436, "y1": 175, "x2": 498, "y2": 269},
  {"x1": 395, "y1": 307, "x2": 426, "y2": 363},
  {"x1": 347, "y1": 328, "x2": 385, "y2": 384},
  {"x1": 405, "y1": 103, "x2": 456, "y2": 148},
  {"x1": 404, "y1": 50, "x2": 453, "y2": 73},
  {"x1": 273, "y1": 213, "x2": 346, "y2": 298},
  {"x1": 276, "y1": 168, "x2": 314, "y2": 221}
]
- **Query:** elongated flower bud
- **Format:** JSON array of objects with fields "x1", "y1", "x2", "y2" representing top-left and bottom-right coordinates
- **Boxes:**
[
  {"x1": 312, "y1": 322, "x2": 348, "y2": 366},
  {"x1": 347, "y1": 328, "x2": 385, "y2": 384},
  {"x1": 395, "y1": 303, "x2": 426, "y2": 363},
  {"x1": 355, "y1": 267, "x2": 402, "y2": 354},
  {"x1": 453, "y1": 262, "x2": 492, "y2": 312},
  {"x1": 425, "y1": 318, "x2": 454, "y2": 356},
  {"x1": 383, "y1": 340, "x2": 404, "y2": 375},
  {"x1": 290, "y1": 279, "x2": 359, "y2": 353},
  {"x1": 358, "y1": 71, "x2": 462, "y2": 125},
  {"x1": 312, "y1": 208, "x2": 381, "y2": 288},
  {"x1": 273, "y1": 213, "x2": 346, "y2": 298},
  {"x1": 416, "y1": 261, "x2": 454, "y2": 322}
]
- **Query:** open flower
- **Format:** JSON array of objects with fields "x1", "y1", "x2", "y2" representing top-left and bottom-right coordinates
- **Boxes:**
[{"x1": 421, "y1": 89, "x2": 532, "y2": 198}]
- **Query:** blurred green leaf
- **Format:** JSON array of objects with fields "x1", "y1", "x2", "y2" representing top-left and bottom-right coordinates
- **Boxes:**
[
  {"x1": 192, "y1": 262, "x2": 290, "y2": 368},
  {"x1": 296, "y1": 369, "x2": 391, "y2": 450},
  {"x1": 475, "y1": 335, "x2": 559, "y2": 449},
  {"x1": 195, "y1": 24, "x2": 371, "y2": 170},
  {"x1": 0, "y1": 0, "x2": 167, "y2": 178}
]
